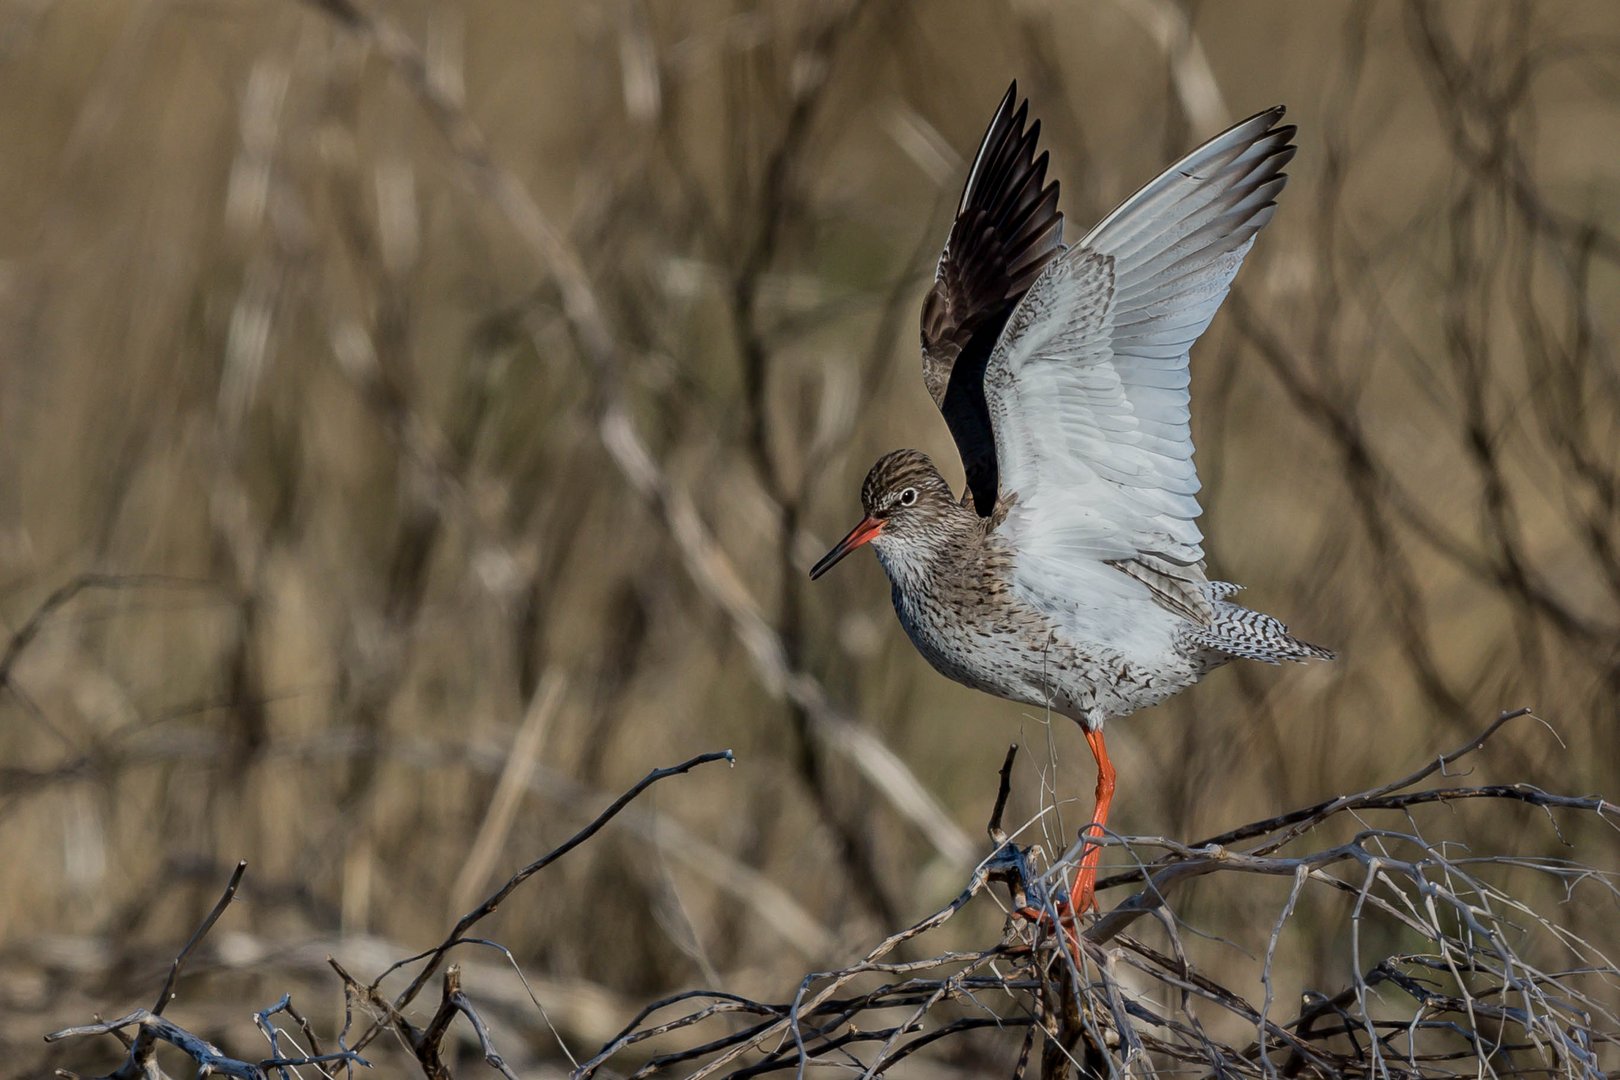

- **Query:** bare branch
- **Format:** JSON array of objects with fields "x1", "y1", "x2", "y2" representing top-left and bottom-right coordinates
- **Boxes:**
[
  {"x1": 355, "y1": 750, "x2": 734, "y2": 1052},
  {"x1": 153, "y1": 860, "x2": 247, "y2": 1015}
]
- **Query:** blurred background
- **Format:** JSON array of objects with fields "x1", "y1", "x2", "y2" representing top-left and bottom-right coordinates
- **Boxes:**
[{"x1": 3, "y1": 0, "x2": 1618, "y2": 1075}]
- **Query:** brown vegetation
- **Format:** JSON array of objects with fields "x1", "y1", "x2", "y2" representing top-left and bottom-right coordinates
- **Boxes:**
[{"x1": 3, "y1": 1, "x2": 1618, "y2": 1076}]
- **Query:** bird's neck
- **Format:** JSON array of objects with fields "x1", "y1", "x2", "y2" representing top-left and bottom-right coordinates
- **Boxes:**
[{"x1": 873, "y1": 507, "x2": 981, "y2": 594}]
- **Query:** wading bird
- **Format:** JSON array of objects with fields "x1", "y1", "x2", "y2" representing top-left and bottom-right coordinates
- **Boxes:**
[{"x1": 810, "y1": 84, "x2": 1332, "y2": 916}]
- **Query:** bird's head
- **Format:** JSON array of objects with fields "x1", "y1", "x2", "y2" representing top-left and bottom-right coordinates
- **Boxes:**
[{"x1": 810, "y1": 449, "x2": 963, "y2": 581}]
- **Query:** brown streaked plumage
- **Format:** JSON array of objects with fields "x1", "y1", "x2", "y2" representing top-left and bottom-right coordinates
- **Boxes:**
[{"x1": 811, "y1": 83, "x2": 1333, "y2": 920}]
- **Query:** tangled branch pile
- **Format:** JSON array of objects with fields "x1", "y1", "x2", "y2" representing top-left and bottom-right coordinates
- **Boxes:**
[{"x1": 47, "y1": 711, "x2": 1618, "y2": 1079}]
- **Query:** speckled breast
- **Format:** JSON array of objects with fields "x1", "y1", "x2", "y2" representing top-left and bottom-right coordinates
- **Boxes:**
[{"x1": 888, "y1": 579, "x2": 1209, "y2": 727}]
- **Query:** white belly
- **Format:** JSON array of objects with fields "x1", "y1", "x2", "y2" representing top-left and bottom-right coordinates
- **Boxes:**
[{"x1": 890, "y1": 581, "x2": 1211, "y2": 727}]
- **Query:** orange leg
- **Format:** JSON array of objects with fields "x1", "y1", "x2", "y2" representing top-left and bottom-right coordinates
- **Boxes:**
[
  {"x1": 1009, "y1": 729, "x2": 1115, "y2": 959},
  {"x1": 1069, "y1": 728, "x2": 1116, "y2": 915}
]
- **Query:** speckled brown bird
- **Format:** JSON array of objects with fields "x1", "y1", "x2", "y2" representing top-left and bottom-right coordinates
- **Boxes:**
[{"x1": 810, "y1": 83, "x2": 1332, "y2": 915}]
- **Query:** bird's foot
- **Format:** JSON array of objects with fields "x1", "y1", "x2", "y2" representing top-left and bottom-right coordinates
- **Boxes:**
[
  {"x1": 1068, "y1": 817, "x2": 1107, "y2": 914},
  {"x1": 1023, "y1": 828, "x2": 1103, "y2": 962},
  {"x1": 999, "y1": 847, "x2": 1068, "y2": 943},
  {"x1": 1011, "y1": 901, "x2": 1085, "y2": 960},
  {"x1": 987, "y1": 826, "x2": 1099, "y2": 962},
  {"x1": 1069, "y1": 867, "x2": 1100, "y2": 917}
]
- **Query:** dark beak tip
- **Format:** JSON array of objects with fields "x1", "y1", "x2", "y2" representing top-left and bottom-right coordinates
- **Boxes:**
[
  {"x1": 809, "y1": 515, "x2": 881, "y2": 583},
  {"x1": 808, "y1": 552, "x2": 841, "y2": 581}
]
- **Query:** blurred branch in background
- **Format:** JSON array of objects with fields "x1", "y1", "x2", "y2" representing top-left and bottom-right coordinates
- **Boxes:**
[
  {"x1": 298, "y1": 0, "x2": 977, "y2": 887},
  {"x1": 3, "y1": 0, "x2": 1619, "y2": 1076}
]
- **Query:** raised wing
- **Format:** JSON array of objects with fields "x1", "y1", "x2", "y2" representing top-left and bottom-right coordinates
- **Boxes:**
[
  {"x1": 921, "y1": 82, "x2": 1065, "y2": 517},
  {"x1": 983, "y1": 107, "x2": 1295, "y2": 626}
]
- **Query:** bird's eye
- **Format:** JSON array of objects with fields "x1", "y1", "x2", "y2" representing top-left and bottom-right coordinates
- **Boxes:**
[{"x1": 898, "y1": 487, "x2": 918, "y2": 507}]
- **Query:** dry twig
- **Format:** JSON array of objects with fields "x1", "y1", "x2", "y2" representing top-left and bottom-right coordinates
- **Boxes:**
[{"x1": 44, "y1": 862, "x2": 369, "y2": 1080}]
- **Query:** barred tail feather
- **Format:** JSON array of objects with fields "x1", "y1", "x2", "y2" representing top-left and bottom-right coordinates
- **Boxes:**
[{"x1": 1182, "y1": 601, "x2": 1335, "y2": 664}]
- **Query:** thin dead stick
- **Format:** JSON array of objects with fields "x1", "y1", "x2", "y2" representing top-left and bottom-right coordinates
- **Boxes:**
[
  {"x1": 449, "y1": 673, "x2": 565, "y2": 915},
  {"x1": 154, "y1": 860, "x2": 248, "y2": 1014},
  {"x1": 427, "y1": 966, "x2": 521, "y2": 1080},
  {"x1": 989, "y1": 743, "x2": 1020, "y2": 845},
  {"x1": 657, "y1": 766, "x2": 1044, "y2": 1079},
  {"x1": 46, "y1": 1010, "x2": 368, "y2": 1078},
  {"x1": 1095, "y1": 707, "x2": 1541, "y2": 894},
  {"x1": 43, "y1": 860, "x2": 231, "y2": 1077},
  {"x1": 412, "y1": 965, "x2": 520, "y2": 1079},
  {"x1": 43, "y1": 862, "x2": 344, "y2": 1080},
  {"x1": 354, "y1": 749, "x2": 734, "y2": 1053},
  {"x1": 1085, "y1": 801, "x2": 1615, "y2": 950},
  {"x1": 1, "y1": 573, "x2": 221, "y2": 688},
  {"x1": 1242, "y1": 706, "x2": 1541, "y2": 856},
  {"x1": 254, "y1": 994, "x2": 328, "y2": 1080}
]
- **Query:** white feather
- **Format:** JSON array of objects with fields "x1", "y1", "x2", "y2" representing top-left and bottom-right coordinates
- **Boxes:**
[{"x1": 983, "y1": 109, "x2": 1291, "y2": 645}]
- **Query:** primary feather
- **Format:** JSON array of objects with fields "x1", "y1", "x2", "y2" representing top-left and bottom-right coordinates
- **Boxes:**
[{"x1": 920, "y1": 81, "x2": 1066, "y2": 517}]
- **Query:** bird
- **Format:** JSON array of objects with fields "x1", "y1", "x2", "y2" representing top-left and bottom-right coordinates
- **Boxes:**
[{"x1": 809, "y1": 83, "x2": 1332, "y2": 918}]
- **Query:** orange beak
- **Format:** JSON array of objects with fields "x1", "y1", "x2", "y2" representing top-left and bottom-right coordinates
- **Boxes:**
[{"x1": 809, "y1": 515, "x2": 885, "y2": 580}]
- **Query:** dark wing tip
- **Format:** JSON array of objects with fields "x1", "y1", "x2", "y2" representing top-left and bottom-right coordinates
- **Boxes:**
[
  {"x1": 922, "y1": 81, "x2": 1069, "y2": 515},
  {"x1": 933, "y1": 83, "x2": 1068, "y2": 323}
]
